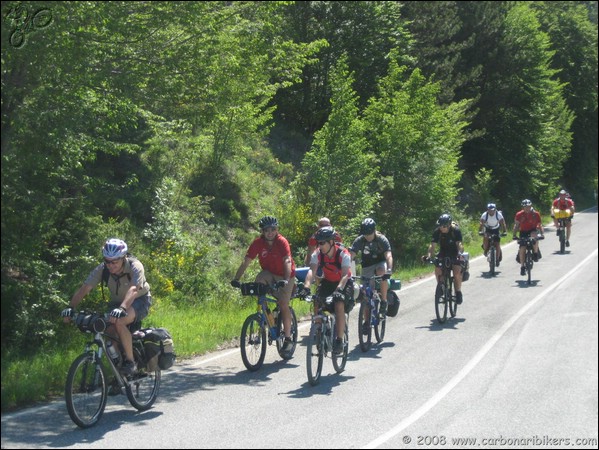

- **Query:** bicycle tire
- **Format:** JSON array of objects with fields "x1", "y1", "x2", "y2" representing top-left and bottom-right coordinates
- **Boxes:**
[
  {"x1": 306, "y1": 323, "x2": 324, "y2": 385},
  {"x1": 489, "y1": 246, "x2": 496, "y2": 276},
  {"x1": 526, "y1": 250, "x2": 534, "y2": 284},
  {"x1": 374, "y1": 297, "x2": 386, "y2": 343},
  {"x1": 358, "y1": 301, "x2": 372, "y2": 352},
  {"x1": 559, "y1": 229, "x2": 566, "y2": 254},
  {"x1": 65, "y1": 353, "x2": 108, "y2": 428},
  {"x1": 332, "y1": 320, "x2": 348, "y2": 373},
  {"x1": 435, "y1": 283, "x2": 448, "y2": 323},
  {"x1": 126, "y1": 346, "x2": 161, "y2": 410},
  {"x1": 276, "y1": 307, "x2": 298, "y2": 360},
  {"x1": 240, "y1": 314, "x2": 267, "y2": 371},
  {"x1": 448, "y1": 278, "x2": 458, "y2": 318}
]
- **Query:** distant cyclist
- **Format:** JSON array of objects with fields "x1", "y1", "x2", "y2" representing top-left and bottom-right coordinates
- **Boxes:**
[
  {"x1": 424, "y1": 214, "x2": 465, "y2": 304},
  {"x1": 478, "y1": 203, "x2": 508, "y2": 265},
  {"x1": 304, "y1": 217, "x2": 342, "y2": 266},
  {"x1": 513, "y1": 199, "x2": 544, "y2": 276},
  {"x1": 550, "y1": 189, "x2": 575, "y2": 247}
]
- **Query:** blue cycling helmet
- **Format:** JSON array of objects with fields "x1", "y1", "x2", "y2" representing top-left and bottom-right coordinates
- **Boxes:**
[
  {"x1": 487, "y1": 203, "x2": 496, "y2": 210},
  {"x1": 521, "y1": 199, "x2": 532, "y2": 206},
  {"x1": 258, "y1": 216, "x2": 278, "y2": 229},
  {"x1": 437, "y1": 214, "x2": 452, "y2": 226},
  {"x1": 360, "y1": 218, "x2": 376, "y2": 235},
  {"x1": 315, "y1": 226, "x2": 336, "y2": 242},
  {"x1": 102, "y1": 238, "x2": 128, "y2": 259}
]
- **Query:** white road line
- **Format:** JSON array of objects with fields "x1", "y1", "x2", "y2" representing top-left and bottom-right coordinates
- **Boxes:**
[{"x1": 362, "y1": 249, "x2": 598, "y2": 449}]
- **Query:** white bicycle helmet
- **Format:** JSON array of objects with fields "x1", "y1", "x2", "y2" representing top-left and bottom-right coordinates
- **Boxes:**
[{"x1": 102, "y1": 238, "x2": 128, "y2": 259}]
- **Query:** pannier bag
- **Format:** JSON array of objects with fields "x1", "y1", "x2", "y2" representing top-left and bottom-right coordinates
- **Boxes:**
[
  {"x1": 386, "y1": 291, "x2": 400, "y2": 317},
  {"x1": 461, "y1": 252, "x2": 470, "y2": 282},
  {"x1": 138, "y1": 328, "x2": 176, "y2": 370}
]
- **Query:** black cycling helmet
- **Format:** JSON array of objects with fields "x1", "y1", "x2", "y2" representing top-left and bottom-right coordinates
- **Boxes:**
[
  {"x1": 437, "y1": 214, "x2": 452, "y2": 226},
  {"x1": 315, "y1": 226, "x2": 336, "y2": 242},
  {"x1": 258, "y1": 216, "x2": 278, "y2": 229},
  {"x1": 360, "y1": 218, "x2": 376, "y2": 235},
  {"x1": 521, "y1": 199, "x2": 532, "y2": 206},
  {"x1": 487, "y1": 203, "x2": 496, "y2": 210}
]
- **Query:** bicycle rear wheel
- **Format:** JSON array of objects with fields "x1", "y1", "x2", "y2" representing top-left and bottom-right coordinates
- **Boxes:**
[
  {"x1": 306, "y1": 323, "x2": 324, "y2": 385},
  {"x1": 332, "y1": 320, "x2": 349, "y2": 373},
  {"x1": 240, "y1": 314, "x2": 267, "y2": 371},
  {"x1": 126, "y1": 346, "x2": 161, "y2": 410},
  {"x1": 435, "y1": 283, "x2": 448, "y2": 323},
  {"x1": 358, "y1": 301, "x2": 372, "y2": 352},
  {"x1": 65, "y1": 353, "x2": 108, "y2": 428},
  {"x1": 276, "y1": 307, "x2": 298, "y2": 360}
]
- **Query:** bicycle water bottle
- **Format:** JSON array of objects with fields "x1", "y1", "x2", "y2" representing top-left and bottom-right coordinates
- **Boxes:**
[
  {"x1": 106, "y1": 341, "x2": 120, "y2": 364},
  {"x1": 265, "y1": 307, "x2": 275, "y2": 327}
]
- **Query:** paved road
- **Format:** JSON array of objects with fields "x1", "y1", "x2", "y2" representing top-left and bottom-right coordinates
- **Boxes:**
[{"x1": 2, "y1": 210, "x2": 597, "y2": 449}]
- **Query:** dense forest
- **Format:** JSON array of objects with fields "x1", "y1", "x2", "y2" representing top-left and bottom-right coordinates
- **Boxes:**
[{"x1": 2, "y1": 1, "x2": 597, "y2": 359}]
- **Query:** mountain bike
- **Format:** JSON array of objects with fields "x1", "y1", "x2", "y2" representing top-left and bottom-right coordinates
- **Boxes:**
[
  {"x1": 304, "y1": 294, "x2": 348, "y2": 386},
  {"x1": 515, "y1": 235, "x2": 544, "y2": 285},
  {"x1": 235, "y1": 282, "x2": 298, "y2": 372},
  {"x1": 357, "y1": 275, "x2": 387, "y2": 352},
  {"x1": 479, "y1": 230, "x2": 507, "y2": 276},
  {"x1": 64, "y1": 311, "x2": 160, "y2": 428},
  {"x1": 426, "y1": 257, "x2": 458, "y2": 324}
]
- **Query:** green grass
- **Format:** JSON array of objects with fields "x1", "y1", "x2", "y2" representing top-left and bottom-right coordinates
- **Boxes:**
[{"x1": 1, "y1": 237, "x2": 485, "y2": 412}]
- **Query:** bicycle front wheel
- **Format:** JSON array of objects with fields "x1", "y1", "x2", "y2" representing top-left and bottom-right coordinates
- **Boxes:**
[
  {"x1": 126, "y1": 347, "x2": 161, "y2": 410},
  {"x1": 306, "y1": 323, "x2": 324, "y2": 386},
  {"x1": 332, "y1": 320, "x2": 348, "y2": 373},
  {"x1": 526, "y1": 252, "x2": 533, "y2": 284},
  {"x1": 448, "y1": 281, "x2": 458, "y2": 318},
  {"x1": 276, "y1": 307, "x2": 298, "y2": 360},
  {"x1": 240, "y1": 314, "x2": 267, "y2": 371},
  {"x1": 358, "y1": 301, "x2": 372, "y2": 352},
  {"x1": 489, "y1": 247, "x2": 496, "y2": 276},
  {"x1": 435, "y1": 283, "x2": 448, "y2": 323},
  {"x1": 65, "y1": 353, "x2": 108, "y2": 428}
]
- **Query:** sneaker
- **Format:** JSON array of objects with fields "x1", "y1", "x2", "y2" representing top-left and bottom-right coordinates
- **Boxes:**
[
  {"x1": 566, "y1": 240, "x2": 570, "y2": 247},
  {"x1": 455, "y1": 291, "x2": 463, "y2": 305},
  {"x1": 379, "y1": 301, "x2": 387, "y2": 318},
  {"x1": 362, "y1": 321, "x2": 370, "y2": 335},
  {"x1": 537, "y1": 250, "x2": 542, "y2": 259},
  {"x1": 121, "y1": 359, "x2": 136, "y2": 377},
  {"x1": 332, "y1": 338, "x2": 344, "y2": 355},
  {"x1": 282, "y1": 337, "x2": 293, "y2": 353},
  {"x1": 483, "y1": 251, "x2": 488, "y2": 257},
  {"x1": 516, "y1": 254, "x2": 520, "y2": 263},
  {"x1": 496, "y1": 256, "x2": 501, "y2": 267},
  {"x1": 520, "y1": 266, "x2": 526, "y2": 276},
  {"x1": 533, "y1": 253, "x2": 539, "y2": 262}
]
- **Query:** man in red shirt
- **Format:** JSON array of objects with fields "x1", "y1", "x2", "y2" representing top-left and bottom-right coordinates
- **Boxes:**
[
  {"x1": 231, "y1": 216, "x2": 296, "y2": 352},
  {"x1": 513, "y1": 199, "x2": 544, "y2": 276},
  {"x1": 550, "y1": 189, "x2": 575, "y2": 246}
]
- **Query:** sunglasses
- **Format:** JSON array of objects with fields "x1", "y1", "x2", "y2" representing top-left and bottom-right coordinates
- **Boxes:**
[
  {"x1": 440, "y1": 225, "x2": 449, "y2": 229},
  {"x1": 317, "y1": 241, "x2": 328, "y2": 246},
  {"x1": 104, "y1": 259, "x2": 121, "y2": 265},
  {"x1": 263, "y1": 227, "x2": 277, "y2": 233}
]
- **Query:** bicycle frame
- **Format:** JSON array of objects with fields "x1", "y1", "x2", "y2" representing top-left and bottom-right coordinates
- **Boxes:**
[
  {"x1": 431, "y1": 257, "x2": 458, "y2": 323},
  {"x1": 65, "y1": 311, "x2": 160, "y2": 428},
  {"x1": 304, "y1": 295, "x2": 348, "y2": 385},
  {"x1": 238, "y1": 282, "x2": 298, "y2": 372},
  {"x1": 518, "y1": 236, "x2": 538, "y2": 284},
  {"x1": 358, "y1": 275, "x2": 386, "y2": 352}
]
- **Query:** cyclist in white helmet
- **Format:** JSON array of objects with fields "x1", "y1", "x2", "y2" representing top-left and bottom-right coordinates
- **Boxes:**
[{"x1": 61, "y1": 238, "x2": 151, "y2": 377}]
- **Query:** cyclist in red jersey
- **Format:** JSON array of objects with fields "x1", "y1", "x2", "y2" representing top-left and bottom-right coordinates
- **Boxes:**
[
  {"x1": 550, "y1": 189, "x2": 575, "y2": 247},
  {"x1": 231, "y1": 216, "x2": 296, "y2": 352},
  {"x1": 304, "y1": 217, "x2": 342, "y2": 265},
  {"x1": 513, "y1": 199, "x2": 544, "y2": 276}
]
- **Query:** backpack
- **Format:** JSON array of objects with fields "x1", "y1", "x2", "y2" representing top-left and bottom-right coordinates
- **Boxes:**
[{"x1": 138, "y1": 327, "x2": 176, "y2": 371}]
